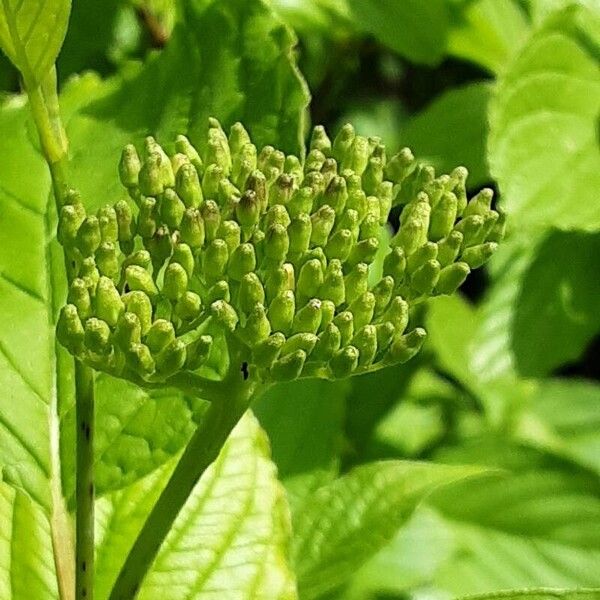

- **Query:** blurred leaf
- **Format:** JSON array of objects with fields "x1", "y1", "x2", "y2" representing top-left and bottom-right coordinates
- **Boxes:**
[
  {"x1": 271, "y1": 0, "x2": 351, "y2": 33},
  {"x1": 512, "y1": 230, "x2": 600, "y2": 376},
  {"x1": 448, "y1": 0, "x2": 530, "y2": 73},
  {"x1": 0, "y1": 0, "x2": 71, "y2": 85},
  {"x1": 95, "y1": 413, "x2": 297, "y2": 600},
  {"x1": 515, "y1": 378, "x2": 600, "y2": 476},
  {"x1": 401, "y1": 82, "x2": 492, "y2": 187},
  {"x1": 525, "y1": 0, "x2": 600, "y2": 25},
  {"x1": 488, "y1": 5, "x2": 600, "y2": 231},
  {"x1": 345, "y1": 0, "x2": 452, "y2": 66},
  {"x1": 454, "y1": 590, "x2": 600, "y2": 600},
  {"x1": 292, "y1": 460, "x2": 486, "y2": 599}
]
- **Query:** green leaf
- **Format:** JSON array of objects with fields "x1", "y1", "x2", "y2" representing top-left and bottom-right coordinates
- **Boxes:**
[
  {"x1": 0, "y1": 0, "x2": 71, "y2": 86},
  {"x1": 515, "y1": 378, "x2": 600, "y2": 476},
  {"x1": 448, "y1": 0, "x2": 530, "y2": 73},
  {"x1": 454, "y1": 589, "x2": 600, "y2": 600},
  {"x1": 512, "y1": 230, "x2": 600, "y2": 376},
  {"x1": 431, "y1": 441, "x2": 600, "y2": 595},
  {"x1": 488, "y1": 5, "x2": 600, "y2": 231},
  {"x1": 94, "y1": 413, "x2": 297, "y2": 600},
  {"x1": 0, "y1": 482, "x2": 58, "y2": 599},
  {"x1": 291, "y1": 460, "x2": 486, "y2": 599},
  {"x1": 345, "y1": 0, "x2": 452, "y2": 65},
  {"x1": 401, "y1": 82, "x2": 492, "y2": 188}
]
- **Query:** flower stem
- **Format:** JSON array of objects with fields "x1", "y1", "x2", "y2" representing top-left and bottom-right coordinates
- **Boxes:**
[
  {"x1": 108, "y1": 368, "x2": 259, "y2": 600},
  {"x1": 75, "y1": 362, "x2": 95, "y2": 600}
]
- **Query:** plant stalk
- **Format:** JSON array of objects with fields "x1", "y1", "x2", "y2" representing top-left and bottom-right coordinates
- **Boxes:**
[{"x1": 108, "y1": 368, "x2": 259, "y2": 600}]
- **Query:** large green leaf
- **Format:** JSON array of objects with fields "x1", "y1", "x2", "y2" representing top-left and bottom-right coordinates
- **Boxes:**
[
  {"x1": 455, "y1": 590, "x2": 600, "y2": 600},
  {"x1": 94, "y1": 413, "x2": 297, "y2": 600},
  {"x1": 488, "y1": 5, "x2": 600, "y2": 231},
  {"x1": 291, "y1": 460, "x2": 485, "y2": 599},
  {"x1": 0, "y1": 0, "x2": 71, "y2": 85}
]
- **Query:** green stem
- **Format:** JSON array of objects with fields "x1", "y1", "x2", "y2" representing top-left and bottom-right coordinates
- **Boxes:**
[
  {"x1": 108, "y1": 369, "x2": 259, "y2": 600},
  {"x1": 75, "y1": 362, "x2": 95, "y2": 600}
]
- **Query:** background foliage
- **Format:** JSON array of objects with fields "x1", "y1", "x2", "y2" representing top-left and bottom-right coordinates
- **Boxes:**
[{"x1": 0, "y1": 0, "x2": 598, "y2": 598}]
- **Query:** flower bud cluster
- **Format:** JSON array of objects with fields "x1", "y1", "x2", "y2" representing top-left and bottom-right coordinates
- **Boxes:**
[{"x1": 57, "y1": 120, "x2": 503, "y2": 383}]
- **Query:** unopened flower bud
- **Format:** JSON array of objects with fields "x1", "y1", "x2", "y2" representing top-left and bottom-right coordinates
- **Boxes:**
[
  {"x1": 388, "y1": 328, "x2": 427, "y2": 363},
  {"x1": 84, "y1": 317, "x2": 112, "y2": 355},
  {"x1": 229, "y1": 122, "x2": 252, "y2": 156},
  {"x1": 344, "y1": 263, "x2": 369, "y2": 304},
  {"x1": 114, "y1": 312, "x2": 142, "y2": 351},
  {"x1": 297, "y1": 259, "x2": 324, "y2": 301},
  {"x1": 139, "y1": 153, "x2": 164, "y2": 197},
  {"x1": 202, "y1": 164, "x2": 224, "y2": 199},
  {"x1": 347, "y1": 237, "x2": 379, "y2": 267},
  {"x1": 454, "y1": 215, "x2": 484, "y2": 248},
  {"x1": 363, "y1": 157, "x2": 384, "y2": 196},
  {"x1": 281, "y1": 332, "x2": 318, "y2": 357},
  {"x1": 320, "y1": 158, "x2": 338, "y2": 186},
  {"x1": 371, "y1": 276, "x2": 394, "y2": 315},
  {"x1": 318, "y1": 259, "x2": 344, "y2": 307},
  {"x1": 241, "y1": 304, "x2": 271, "y2": 346},
  {"x1": 268, "y1": 290, "x2": 295, "y2": 334},
  {"x1": 288, "y1": 187, "x2": 315, "y2": 217},
  {"x1": 411, "y1": 259, "x2": 441, "y2": 295},
  {"x1": 156, "y1": 339, "x2": 187, "y2": 377},
  {"x1": 57, "y1": 304, "x2": 85, "y2": 353},
  {"x1": 293, "y1": 298, "x2": 322, "y2": 334},
  {"x1": 114, "y1": 200, "x2": 135, "y2": 246},
  {"x1": 310, "y1": 125, "x2": 332, "y2": 155},
  {"x1": 97, "y1": 205, "x2": 119, "y2": 243},
  {"x1": 332, "y1": 123, "x2": 355, "y2": 164},
  {"x1": 170, "y1": 243, "x2": 195, "y2": 278},
  {"x1": 305, "y1": 148, "x2": 326, "y2": 173},
  {"x1": 407, "y1": 242, "x2": 438, "y2": 275},
  {"x1": 377, "y1": 181, "x2": 393, "y2": 224},
  {"x1": 77, "y1": 216, "x2": 102, "y2": 256},
  {"x1": 163, "y1": 263, "x2": 188, "y2": 300},
  {"x1": 125, "y1": 265, "x2": 158, "y2": 298},
  {"x1": 218, "y1": 220, "x2": 241, "y2": 253},
  {"x1": 238, "y1": 273, "x2": 265, "y2": 314},
  {"x1": 449, "y1": 167, "x2": 468, "y2": 215},
  {"x1": 375, "y1": 321, "x2": 395, "y2": 354},
  {"x1": 346, "y1": 189, "x2": 368, "y2": 221},
  {"x1": 464, "y1": 187, "x2": 493, "y2": 218},
  {"x1": 58, "y1": 204, "x2": 86, "y2": 247},
  {"x1": 287, "y1": 214, "x2": 312, "y2": 255},
  {"x1": 122, "y1": 291, "x2": 153, "y2": 334},
  {"x1": 385, "y1": 147, "x2": 414, "y2": 183},
  {"x1": 359, "y1": 213, "x2": 380, "y2": 241},
  {"x1": 184, "y1": 334, "x2": 213, "y2": 370},
  {"x1": 80, "y1": 257, "x2": 100, "y2": 292},
  {"x1": 127, "y1": 343, "x2": 155, "y2": 376},
  {"x1": 313, "y1": 323, "x2": 341, "y2": 361},
  {"x1": 488, "y1": 210, "x2": 506, "y2": 243},
  {"x1": 68, "y1": 278, "x2": 92, "y2": 319},
  {"x1": 336, "y1": 208, "x2": 360, "y2": 240},
  {"x1": 253, "y1": 332, "x2": 285, "y2": 369},
  {"x1": 95, "y1": 242, "x2": 120, "y2": 280},
  {"x1": 264, "y1": 204, "x2": 291, "y2": 230},
  {"x1": 119, "y1": 144, "x2": 141, "y2": 189},
  {"x1": 324, "y1": 229, "x2": 353, "y2": 262},
  {"x1": 270, "y1": 349, "x2": 306, "y2": 381},
  {"x1": 203, "y1": 239, "x2": 229, "y2": 282},
  {"x1": 210, "y1": 300, "x2": 238, "y2": 332},
  {"x1": 175, "y1": 135, "x2": 203, "y2": 175},
  {"x1": 352, "y1": 324, "x2": 377, "y2": 367},
  {"x1": 429, "y1": 192, "x2": 457, "y2": 241},
  {"x1": 329, "y1": 345, "x2": 359, "y2": 378},
  {"x1": 264, "y1": 224, "x2": 289, "y2": 262},
  {"x1": 235, "y1": 190, "x2": 260, "y2": 234},
  {"x1": 310, "y1": 205, "x2": 335, "y2": 247},
  {"x1": 137, "y1": 197, "x2": 158, "y2": 239},
  {"x1": 461, "y1": 242, "x2": 498, "y2": 269},
  {"x1": 382, "y1": 296, "x2": 409, "y2": 334},
  {"x1": 269, "y1": 173, "x2": 295, "y2": 207},
  {"x1": 436, "y1": 262, "x2": 471, "y2": 295},
  {"x1": 348, "y1": 291, "x2": 375, "y2": 330},
  {"x1": 333, "y1": 311, "x2": 354, "y2": 346},
  {"x1": 96, "y1": 276, "x2": 124, "y2": 326},
  {"x1": 200, "y1": 200, "x2": 221, "y2": 242},
  {"x1": 228, "y1": 242, "x2": 256, "y2": 281},
  {"x1": 265, "y1": 263, "x2": 295, "y2": 302},
  {"x1": 146, "y1": 319, "x2": 176, "y2": 353},
  {"x1": 437, "y1": 231, "x2": 463, "y2": 267}
]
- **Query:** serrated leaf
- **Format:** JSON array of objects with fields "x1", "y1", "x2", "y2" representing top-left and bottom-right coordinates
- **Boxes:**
[
  {"x1": 488, "y1": 4, "x2": 600, "y2": 231},
  {"x1": 94, "y1": 413, "x2": 297, "y2": 600},
  {"x1": 0, "y1": 482, "x2": 58, "y2": 599},
  {"x1": 291, "y1": 460, "x2": 486, "y2": 599},
  {"x1": 401, "y1": 82, "x2": 493, "y2": 188},
  {"x1": 0, "y1": 0, "x2": 71, "y2": 86}
]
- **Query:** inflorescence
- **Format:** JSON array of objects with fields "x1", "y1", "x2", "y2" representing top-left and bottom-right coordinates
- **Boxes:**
[{"x1": 57, "y1": 119, "x2": 504, "y2": 384}]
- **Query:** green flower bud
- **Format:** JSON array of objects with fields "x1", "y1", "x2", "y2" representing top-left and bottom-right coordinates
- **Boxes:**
[
  {"x1": 123, "y1": 291, "x2": 153, "y2": 334},
  {"x1": 264, "y1": 204, "x2": 291, "y2": 230},
  {"x1": 122, "y1": 250, "x2": 152, "y2": 274},
  {"x1": 80, "y1": 257, "x2": 100, "y2": 293},
  {"x1": 348, "y1": 291, "x2": 375, "y2": 331},
  {"x1": 385, "y1": 147, "x2": 414, "y2": 183},
  {"x1": 488, "y1": 210, "x2": 506, "y2": 243},
  {"x1": 258, "y1": 145, "x2": 275, "y2": 172},
  {"x1": 407, "y1": 242, "x2": 438, "y2": 275},
  {"x1": 202, "y1": 164, "x2": 224, "y2": 199},
  {"x1": 436, "y1": 262, "x2": 471, "y2": 295},
  {"x1": 57, "y1": 304, "x2": 85, "y2": 353},
  {"x1": 184, "y1": 334, "x2": 213, "y2": 370},
  {"x1": 77, "y1": 216, "x2": 102, "y2": 257},
  {"x1": 270, "y1": 349, "x2": 306, "y2": 381},
  {"x1": 305, "y1": 148, "x2": 326, "y2": 173},
  {"x1": 388, "y1": 328, "x2": 427, "y2": 364},
  {"x1": 464, "y1": 187, "x2": 493, "y2": 218},
  {"x1": 359, "y1": 214, "x2": 380, "y2": 241},
  {"x1": 382, "y1": 296, "x2": 409, "y2": 334},
  {"x1": 171, "y1": 153, "x2": 190, "y2": 176},
  {"x1": 217, "y1": 220, "x2": 241, "y2": 254},
  {"x1": 114, "y1": 200, "x2": 135, "y2": 246},
  {"x1": 372, "y1": 275, "x2": 394, "y2": 315},
  {"x1": 137, "y1": 197, "x2": 158, "y2": 239},
  {"x1": 333, "y1": 310, "x2": 354, "y2": 346},
  {"x1": 347, "y1": 237, "x2": 379, "y2": 267},
  {"x1": 320, "y1": 158, "x2": 338, "y2": 186},
  {"x1": 228, "y1": 242, "x2": 256, "y2": 281},
  {"x1": 146, "y1": 319, "x2": 176, "y2": 353},
  {"x1": 288, "y1": 187, "x2": 315, "y2": 218},
  {"x1": 281, "y1": 332, "x2": 318, "y2": 357},
  {"x1": 176, "y1": 290, "x2": 201, "y2": 321},
  {"x1": 119, "y1": 144, "x2": 141, "y2": 189},
  {"x1": 363, "y1": 157, "x2": 384, "y2": 196},
  {"x1": 429, "y1": 192, "x2": 457, "y2": 242},
  {"x1": 146, "y1": 226, "x2": 173, "y2": 272},
  {"x1": 284, "y1": 155, "x2": 304, "y2": 185},
  {"x1": 114, "y1": 312, "x2": 142, "y2": 351},
  {"x1": 173, "y1": 163, "x2": 202, "y2": 209},
  {"x1": 324, "y1": 229, "x2": 352, "y2": 262},
  {"x1": 320, "y1": 259, "x2": 345, "y2": 306},
  {"x1": 96, "y1": 276, "x2": 124, "y2": 327},
  {"x1": 229, "y1": 122, "x2": 252, "y2": 156},
  {"x1": 58, "y1": 204, "x2": 86, "y2": 248},
  {"x1": 170, "y1": 243, "x2": 194, "y2": 278},
  {"x1": 320, "y1": 300, "x2": 335, "y2": 329},
  {"x1": 344, "y1": 263, "x2": 369, "y2": 305},
  {"x1": 210, "y1": 299, "x2": 238, "y2": 332},
  {"x1": 145, "y1": 137, "x2": 174, "y2": 188},
  {"x1": 269, "y1": 173, "x2": 295, "y2": 207},
  {"x1": 94, "y1": 242, "x2": 119, "y2": 281},
  {"x1": 139, "y1": 153, "x2": 164, "y2": 197},
  {"x1": 163, "y1": 263, "x2": 188, "y2": 300},
  {"x1": 313, "y1": 323, "x2": 341, "y2": 361},
  {"x1": 156, "y1": 339, "x2": 187, "y2": 377},
  {"x1": 393, "y1": 195, "x2": 431, "y2": 254},
  {"x1": 266, "y1": 149, "x2": 285, "y2": 174},
  {"x1": 335, "y1": 208, "x2": 360, "y2": 240},
  {"x1": 345, "y1": 189, "x2": 368, "y2": 221},
  {"x1": 378, "y1": 181, "x2": 393, "y2": 224},
  {"x1": 175, "y1": 135, "x2": 203, "y2": 175},
  {"x1": 383, "y1": 246, "x2": 406, "y2": 282},
  {"x1": 97, "y1": 205, "x2": 119, "y2": 243},
  {"x1": 239, "y1": 273, "x2": 265, "y2": 313},
  {"x1": 206, "y1": 133, "x2": 232, "y2": 176},
  {"x1": 310, "y1": 205, "x2": 335, "y2": 247},
  {"x1": 411, "y1": 259, "x2": 441, "y2": 295},
  {"x1": 293, "y1": 298, "x2": 322, "y2": 334},
  {"x1": 322, "y1": 176, "x2": 347, "y2": 215},
  {"x1": 127, "y1": 343, "x2": 155, "y2": 376},
  {"x1": 329, "y1": 345, "x2": 359, "y2": 378},
  {"x1": 206, "y1": 280, "x2": 230, "y2": 305},
  {"x1": 203, "y1": 238, "x2": 229, "y2": 282},
  {"x1": 200, "y1": 200, "x2": 221, "y2": 242},
  {"x1": 437, "y1": 231, "x2": 463, "y2": 267},
  {"x1": 268, "y1": 290, "x2": 295, "y2": 334},
  {"x1": 395, "y1": 164, "x2": 435, "y2": 207},
  {"x1": 232, "y1": 146, "x2": 257, "y2": 189},
  {"x1": 262, "y1": 223, "x2": 288, "y2": 263},
  {"x1": 179, "y1": 208, "x2": 205, "y2": 250},
  {"x1": 297, "y1": 258, "x2": 324, "y2": 301},
  {"x1": 449, "y1": 167, "x2": 468, "y2": 215},
  {"x1": 241, "y1": 303, "x2": 271, "y2": 346},
  {"x1": 84, "y1": 317, "x2": 112, "y2": 355},
  {"x1": 310, "y1": 125, "x2": 332, "y2": 155},
  {"x1": 288, "y1": 214, "x2": 312, "y2": 255},
  {"x1": 352, "y1": 324, "x2": 377, "y2": 367},
  {"x1": 245, "y1": 170, "x2": 267, "y2": 211},
  {"x1": 474, "y1": 210, "x2": 499, "y2": 245},
  {"x1": 125, "y1": 265, "x2": 158, "y2": 298},
  {"x1": 265, "y1": 263, "x2": 295, "y2": 302},
  {"x1": 344, "y1": 136, "x2": 369, "y2": 175},
  {"x1": 252, "y1": 332, "x2": 285, "y2": 369},
  {"x1": 68, "y1": 278, "x2": 92, "y2": 319},
  {"x1": 375, "y1": 321, "x2": 395, "y2": 354},
  {"x1": 461, "y1": 242, "x2": 498, "y2": 269},
  {"x1": 235, "y1": 189, "x2": 260, "y2": 235},
  {"x1": 424, "y1": 175, "x2": 449, "y2": 207},
  {"x1": 332, "y1": 123, "x2": 355, "y2": 164}
]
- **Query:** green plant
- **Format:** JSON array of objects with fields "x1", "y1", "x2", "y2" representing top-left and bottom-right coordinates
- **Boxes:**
[{"x1": 0, "y1": 1, "x2": 598, "y2": 600}]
